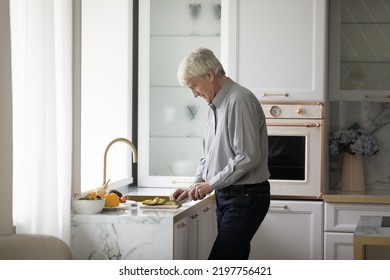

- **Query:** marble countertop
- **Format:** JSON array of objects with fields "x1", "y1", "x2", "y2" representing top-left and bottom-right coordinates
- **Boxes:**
[
  {"x1": 323, "y1": 190, "x2": 390, "y2": 204},
  {"x1": 353, "y1": 215, "x2": 390, "y2": 260},
  {"x1": 73, "y1": 186, "x2": 390, "y2": 225},
  {"x1": 71, "y1": 186, "x2": 216, "y2": 260},
  {"x1": 355, "y1": 216, "x2": 390, "y2": 238},
  {"x1": 267, "y1": 189, "x2": 390, "y2": 204},
  {"x1": 72, "y1": 186, "x2": 215, "y2": 224}
]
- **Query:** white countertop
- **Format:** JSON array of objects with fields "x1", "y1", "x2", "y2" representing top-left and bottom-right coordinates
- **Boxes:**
[
  {"x1": 353, "y1": 215, "x2": 390, "y2": 259},
  {"x1": 70, "y1": 186, "x2": 215, "y2": 259},
  {"x1": 354, "y1": 216, "x2": 390, "y2": 238},
  {"x1": 72, "y1": 186, "x2": 214, "y2": 224}
]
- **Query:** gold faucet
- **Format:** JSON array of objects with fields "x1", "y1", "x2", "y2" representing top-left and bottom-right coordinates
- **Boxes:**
[{"x1": 102, "y1": 137, "x2": 137, "y2": 187}]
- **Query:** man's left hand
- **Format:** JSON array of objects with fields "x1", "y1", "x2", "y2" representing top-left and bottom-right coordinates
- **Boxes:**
[{"x1": 188, "y1": 182, "x2": 213, "y2": 201}]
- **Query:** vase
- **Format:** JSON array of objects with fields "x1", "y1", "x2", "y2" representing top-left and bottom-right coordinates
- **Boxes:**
[{"x1": 340, "y1": 153, "x2": 365, "y2": 192}]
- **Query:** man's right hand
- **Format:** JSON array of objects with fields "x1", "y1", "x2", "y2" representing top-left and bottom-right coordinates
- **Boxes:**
[{"x1": 169, "y1": 188, "x2": 189, "y2": 202}]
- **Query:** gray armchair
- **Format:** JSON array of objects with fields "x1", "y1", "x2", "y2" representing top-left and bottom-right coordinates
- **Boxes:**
[{"x1": 0, "y1": 234, "x2": 72, "y2": 260}]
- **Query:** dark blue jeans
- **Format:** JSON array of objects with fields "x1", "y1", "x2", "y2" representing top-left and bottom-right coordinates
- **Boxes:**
[{"x1": 208, "y1": 182, "x2": 270, "y2": 260}]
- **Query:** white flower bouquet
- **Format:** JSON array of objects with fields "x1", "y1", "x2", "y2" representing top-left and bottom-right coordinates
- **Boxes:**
[{"x1": 329, "y1": 123, "x2": 380, "y2": 157}]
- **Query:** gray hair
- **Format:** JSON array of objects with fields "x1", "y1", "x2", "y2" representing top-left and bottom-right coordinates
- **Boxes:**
[{"x1": 177, "y1": 48, "x2": 225, "y2": 86}]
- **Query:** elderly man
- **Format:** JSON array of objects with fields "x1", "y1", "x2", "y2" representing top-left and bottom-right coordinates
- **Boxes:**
[{"x1": 170, "y1": 48, "x2": 270, "y2": 260}]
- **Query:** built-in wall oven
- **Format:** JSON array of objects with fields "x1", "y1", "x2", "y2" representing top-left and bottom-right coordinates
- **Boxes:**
[{"x1": 260, "y1": 102, "x2": 325, "y2": 198}]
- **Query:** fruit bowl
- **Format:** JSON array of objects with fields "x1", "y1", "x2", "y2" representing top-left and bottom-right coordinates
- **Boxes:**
[{"x1": 72, "y1": 198, "x2": 105, "y2": 214}]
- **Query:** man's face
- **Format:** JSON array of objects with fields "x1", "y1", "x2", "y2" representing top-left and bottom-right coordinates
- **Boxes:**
[{"x1": 186, "y1": 72, "x2": 216, "y2": 104}]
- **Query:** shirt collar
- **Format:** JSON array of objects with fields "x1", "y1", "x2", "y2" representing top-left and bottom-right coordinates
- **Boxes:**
[{"x1": 210, "y1": 78, "x2": 233, "y2": 109}]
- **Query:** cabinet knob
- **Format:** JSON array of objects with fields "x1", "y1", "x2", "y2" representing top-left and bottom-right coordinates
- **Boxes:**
[{"x1": 296, "y1": 106, "x2": 304, "y2": 114}]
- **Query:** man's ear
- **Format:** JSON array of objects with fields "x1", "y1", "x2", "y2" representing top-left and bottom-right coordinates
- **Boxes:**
[{"x1": 207, "y1": 69, "x2": 215, "y2": 81}]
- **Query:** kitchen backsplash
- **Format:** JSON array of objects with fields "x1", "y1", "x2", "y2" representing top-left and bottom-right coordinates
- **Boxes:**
[{"x1": 329, "y1": 102, "x2": 390, "y2": 192}]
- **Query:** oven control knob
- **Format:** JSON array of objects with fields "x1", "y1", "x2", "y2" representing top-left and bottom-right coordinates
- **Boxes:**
[
  {"x1": 296, "y1": 106, "x2": 304, "y2": 115},
  {"x1": 269, "y1": 106, "x2": 281, "y2": 117}
]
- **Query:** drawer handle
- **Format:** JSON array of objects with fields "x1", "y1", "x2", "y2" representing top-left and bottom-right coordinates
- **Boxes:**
[
  {"x1": 270, "y1": 205, "x2": 288, "y2": 209},
  {"x1": 177, "y1": 222, "x2": 186, "y2": 229},
  {"x1": 262, "y1": 92, "x2": 289, "y2": 97},
  {"x1": 203, "y1": 207, "x2": 210, "y2": 212},
  {"x1": 191, "y1": 213, "x2": 199, "y2": 219},
  {"x1": 364, "y1": 94, "x2": 390, "y2": 99},
  {"x1": 266, "y1": 122, "x2": 321, "y2": 128}
]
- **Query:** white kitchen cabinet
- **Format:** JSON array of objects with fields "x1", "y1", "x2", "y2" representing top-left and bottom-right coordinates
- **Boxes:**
[
  {"x1": 138, "y1": 0, "x2": 221, "y2": 187},
  {"x1": 324, "y1": 202, "x2": 390, "y2": 232},
  {"x1": 249, "y1": 200, "x2": 324, "y2": 260},
  {"x1": 198, "y1": 201, "x2": 217, "y2": 259},
  {"x1": 329, "y1": 0, "x2": 390, "y2": 101},
  {"x1": 324, "y1": 202, "x2": 390, "y2": 260},
  {"x1": 187, "y1": 211, "x2": 200, "y2": 260},
  {"x1": 173, "y1": 199, "x2": 217, "y2": 260},
  {"x1": 173, "y1": 217, "x2": 188, "y2": 260},
  {"x1": 221, "y1": 0, "x2": 327, "y2": 101},
  {"x1": 324, "y1": 232, "x2": 353, "y2": 260}
]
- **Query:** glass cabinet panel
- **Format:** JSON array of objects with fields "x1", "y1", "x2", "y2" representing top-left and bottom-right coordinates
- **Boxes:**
[
  {"x1": 139, "y1": 0, "x2": 221, "y2": 186},
  {"x1": 338, "y1": 0, "x2": 390, "y2": 91},
  {"x1": 340, "y1": 0, "x2": 390, "y2": 90}
]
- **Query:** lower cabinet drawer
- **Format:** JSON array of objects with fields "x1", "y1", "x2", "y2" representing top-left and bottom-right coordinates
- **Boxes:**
[{"x1": 324, "y1": 202, "x2": 390, "y2": 232}]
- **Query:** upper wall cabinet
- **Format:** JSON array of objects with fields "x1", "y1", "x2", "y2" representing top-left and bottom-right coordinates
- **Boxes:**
[
  {"x1": 329, "y1": 0, "x2": 390, "y2": 101},
  {"x1": 138, "y1": 0, "x2": 221, "y2": 187},
  {"x1": 221, "y1": 0, "x2": 327, "y2": 101}
]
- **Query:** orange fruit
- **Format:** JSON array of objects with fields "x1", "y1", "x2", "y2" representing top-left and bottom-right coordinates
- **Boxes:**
[
  {"x1": 85, "y1": 192, "x2": 98, "y2": 199},
  {"x1": 104, "y1": 193, "x2": 119, "y2": 207}
]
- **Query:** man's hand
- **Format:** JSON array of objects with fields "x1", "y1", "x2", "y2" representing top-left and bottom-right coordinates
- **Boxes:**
[
  {"x1": 169, "y1": 188, "x2": 189, "y2": 202},
  {"x1": 188, "y1": 182, "x2": 213, "y2": 201}
]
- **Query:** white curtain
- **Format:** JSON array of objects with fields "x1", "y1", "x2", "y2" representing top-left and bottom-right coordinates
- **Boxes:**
[{"x1": 10, "y1": 0, "x2": 72, "y2": 244}]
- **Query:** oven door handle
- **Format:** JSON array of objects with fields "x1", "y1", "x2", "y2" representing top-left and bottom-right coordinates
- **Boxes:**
[{"x1": 266, "y1": 122, "x2": 321, "y2": 128}]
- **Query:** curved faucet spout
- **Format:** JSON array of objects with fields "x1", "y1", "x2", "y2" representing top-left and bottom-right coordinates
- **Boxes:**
[{"x1": 103, "y1": 137, "x2": 138, "y2": 187}]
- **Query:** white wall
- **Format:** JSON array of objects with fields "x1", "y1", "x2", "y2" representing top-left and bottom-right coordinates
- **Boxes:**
[{"x1": 0, "y1": 0, "x2": 14, "y2": 235}]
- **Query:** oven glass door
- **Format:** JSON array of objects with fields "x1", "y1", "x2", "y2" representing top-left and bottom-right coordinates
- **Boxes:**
[
  {"x1": 266, "y1": 119, "x2": 323, "y2": 197},
  {"x1": 268, "y1": 136, "x2": 306, "y2": 181}
]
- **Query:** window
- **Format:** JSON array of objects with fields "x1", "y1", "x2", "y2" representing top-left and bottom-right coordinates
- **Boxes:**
[{"x1": 74, "y1": 0, "x2": 134, "y2": 193}]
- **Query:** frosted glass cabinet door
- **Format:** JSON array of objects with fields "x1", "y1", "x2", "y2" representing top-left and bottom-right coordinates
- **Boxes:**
[
  {"x1": 224, "y1": 0, "x2": 327, "y2": 101},
  {"x1": 138, "y1": 0, "x2": 221, "y2": 186},
  {"x1": 329, "y1": 0, "x2": 390, "y2": 101}
]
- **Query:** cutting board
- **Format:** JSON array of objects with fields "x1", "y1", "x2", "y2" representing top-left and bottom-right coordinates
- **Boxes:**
[{"x1": 139, "y1": 204, "x2": 181, "y2": 209}]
